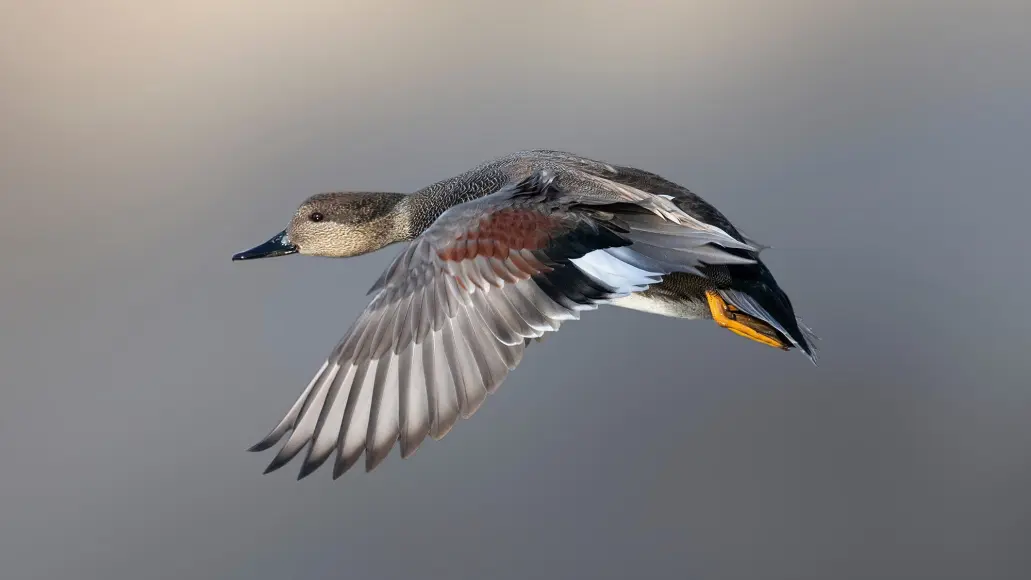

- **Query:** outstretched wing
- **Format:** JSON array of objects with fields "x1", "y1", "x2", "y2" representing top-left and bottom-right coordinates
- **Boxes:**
[{"x1": 250, "y1": 171, "x2": 756, "y2": 479}]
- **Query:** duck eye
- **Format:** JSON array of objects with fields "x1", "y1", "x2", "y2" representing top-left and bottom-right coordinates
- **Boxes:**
[{"x1": 309, "y1": 212, "x2": 324, "y2": 222}]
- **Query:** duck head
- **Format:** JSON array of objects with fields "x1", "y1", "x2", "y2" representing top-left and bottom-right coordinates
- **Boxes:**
[{"x1": 232, "y1": 191, "x2": 409, "y2": 261}]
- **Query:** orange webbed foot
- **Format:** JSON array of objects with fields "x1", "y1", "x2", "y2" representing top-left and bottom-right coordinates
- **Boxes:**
[{"x1": 705, "y1": 290, "x2": 789, "y2": 350}]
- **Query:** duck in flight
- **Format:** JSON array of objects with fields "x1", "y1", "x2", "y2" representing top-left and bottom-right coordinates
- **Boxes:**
[{"x1": 233, "y1": 150, "x2": 817, "y2": 479}]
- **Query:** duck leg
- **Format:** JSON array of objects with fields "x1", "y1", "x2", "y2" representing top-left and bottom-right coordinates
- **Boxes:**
[{"x1": 705, "y1": 290, "x2": 789, "y2": 350}]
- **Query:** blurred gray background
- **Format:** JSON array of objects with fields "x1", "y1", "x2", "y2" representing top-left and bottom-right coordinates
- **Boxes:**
[{"x1": 2, "y1": 1, "x2": 1030, "y2": 579}]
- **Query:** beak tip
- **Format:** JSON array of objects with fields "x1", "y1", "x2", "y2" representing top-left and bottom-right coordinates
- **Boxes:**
[{"x1": 232, "y1": 230, "x2": 298, "y2": 262}]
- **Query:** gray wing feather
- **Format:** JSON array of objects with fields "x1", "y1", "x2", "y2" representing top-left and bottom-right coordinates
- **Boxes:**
[
  {"x1": 398, "y1": 346, "x2": 429, "y2": 458},
  {"x1": 300, "y1": 363, "x2": 356, "y2": 475},
  {"x1": 365, "y1": 353, "x2": 400, "y2": 472},
  {"x1": 428, "y1": 330, "x2": 461, "y2": 440},
  {"x1": 334, "y1": 358, "x2": 377, "y2": 476},
  {"x1": 248, "y1": 360, "x2": 328, "y2": 452},
  {"x1": 263, "y1": 362, "x2": 341, "y2": 474}
]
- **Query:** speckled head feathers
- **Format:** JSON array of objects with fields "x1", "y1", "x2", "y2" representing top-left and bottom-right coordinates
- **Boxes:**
[{"x1": 286, "y1": 191, "x2": 409, "y2": 258}]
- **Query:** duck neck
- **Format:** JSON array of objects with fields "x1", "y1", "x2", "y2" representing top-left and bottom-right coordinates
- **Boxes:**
[
  {"x1": 396, "y1": 168, "x2": 507, "y2": 237},
  {"x1": 367, "y1": 192, "x2": 419, "y2": 245},
  {"x1": 396, "y1": 192, "x2": 451, "y2": 239}
]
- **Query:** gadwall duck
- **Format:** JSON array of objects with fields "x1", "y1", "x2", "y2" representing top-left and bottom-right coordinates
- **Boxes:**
[{"x1": 233, "y1": 150, "x2": 817, "y2": 479}]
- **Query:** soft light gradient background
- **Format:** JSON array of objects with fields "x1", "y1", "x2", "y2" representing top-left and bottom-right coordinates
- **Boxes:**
[{"x1": 2, "y1": 1, "x2": 1030, "y2": 579}]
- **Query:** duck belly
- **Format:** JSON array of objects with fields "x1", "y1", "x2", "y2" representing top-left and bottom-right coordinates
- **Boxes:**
[{"x1": 610, "y1": 282, "x2": 711, "y2": 320}]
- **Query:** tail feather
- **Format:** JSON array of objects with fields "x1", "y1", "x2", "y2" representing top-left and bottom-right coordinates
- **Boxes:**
[{"x1": 717, "y1": 267, "x2": 818, "y2": 365}]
